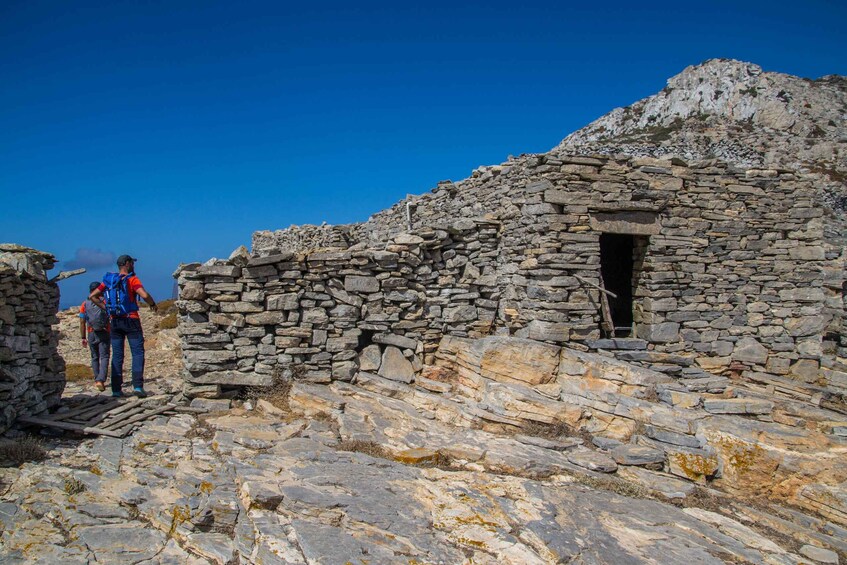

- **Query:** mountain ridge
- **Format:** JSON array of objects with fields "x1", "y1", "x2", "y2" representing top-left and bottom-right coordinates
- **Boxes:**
[{"x1": 553, "y1": 59, "x2": 846, "y2": 209}]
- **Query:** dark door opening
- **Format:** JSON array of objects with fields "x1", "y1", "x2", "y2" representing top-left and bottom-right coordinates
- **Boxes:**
[{"x1": 600, "y1": 234, "x2": 634, "y2": 337}]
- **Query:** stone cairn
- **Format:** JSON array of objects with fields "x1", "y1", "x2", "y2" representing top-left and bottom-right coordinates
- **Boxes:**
[{"x1": 0, "y1": 244, "x2": 65, "y2": 433}]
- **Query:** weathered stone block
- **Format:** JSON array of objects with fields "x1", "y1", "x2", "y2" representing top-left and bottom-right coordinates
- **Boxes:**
[
  {"x1": 331, "y1": 361, "x2": 357, "y2": 382},
  {"x1": 443, "y1": 305, "x2": 477, "y2": 323},
  {"x1": 589, "y1": 211, "x2": 661, "y2": 235},
  {"x1": 567, "y1": 451, "x2": 618, "y2": 473},
  {"x1": 344, "y1": 275, "x2": 379, "y2": 293},
  {"x1": 247, "y1": 252, "x2": 295, "y2": 266},
  {"x1": 788, "y1": 246, "x2": 824, "y2": 261},
  {"x1": 785, "y1": 316, "x2": 828, "y2": 337},
  {"x1": 184, "y1": 350, "x2": 237, "y2": 364},
  {"x1": 245, "y1": 312, "x2": 285, "y2": 325},
  {"x1": 527, "y1": 320, "x2": 570, "y2": 342},
  {"x1": 732, "y1": 337, "x2": 768, "y2": 364},
  {"x1": 637, "y1": 322, "x2": 680, "y2": 343},
  {"x1": 267, "y1": 293, "x2": 300, "y2": 311},
  {"x1": 326, "y1": 335, "x2": 359, "y2": 353},
  {"x1": 612, "y1": 445, "x2": 665, "y2": 466},
  {"x1": 181, "y1": 282, "x2": 206, "y2": 300},
  {"x1": 186, "y1": 370, "x2": 273, "y2": 387},
  {"x1": 778, "y1": 288, "x2": 824, "y2": 302},
  {"x1": 378, "y1": 346, "x2": 415, "y2": 383},
  {"x1": 703, "y1": 398, "x2": 773, "y2": 415},
  {"x1": 642, "y1": 297, "x2": 678, "y2": 312},
  {"x1": 197, "y1": 264, "x2": 241, "y2": 277},
  {"x1": 243, "y1": 265, "x2": 278, "y2": 278},
  {"x1": 373, "y1": 333, "x2": 417, "y2": 350},
  {"x1": 220, "y1": 302, "x2": 263, "y2": 313},
  {"x1": 358, "y1": 344, "x2": 382, "y2": 372},
  {"x1": 302, "y1": 309, "x2": 329, "y2": 325}
]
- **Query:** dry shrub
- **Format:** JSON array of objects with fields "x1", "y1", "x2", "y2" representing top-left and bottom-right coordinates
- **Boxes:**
[
  {"x1": 409, "y1": 451, "x2": 455, "y2": 470},
  {"x1": 157, "y1": 312, "x2": 178, "y2": 330},
  {"x1": 636, "y1": 385, "x2": 660, "y2": 403},
  {"x1": 574, "y1": 473, "x2": 651, "y2": 499},
  {"x1": 64, "y1": 476, "x2": 86, "y2": 495},
  {"x1": 246, "y1": 367, "x2": 292, "y2": 412},
  {"x1": 157, "y1": 298, "x2": 176, "y2": 311},
  {"x1": 418, "y1": 366, "x2": 455, "y2": 383},
  {"x1": 675, "y1": 486, "x2": 725, "y2": 512},
  {"x1": 0, "y1": 436, "x2": 47, "y2": 467},
  {"x1": 151, "y1": 299, "x2": 177, "y2": 314},
  {"x1": 65, "y1": 363, "x2": 93, "y2": 382},
  {"x1": 521, "y1": 419, "x2": 593, "y2": 444},
  {"x1": 312, "y1": 411, "x2": 334, "y2": 423},
  {"x1": 186, "y1": 422, "x2": 215, "y2": 441},
  {"x1": 336, "y1": 440, "x2": 389, "y2": 459}
]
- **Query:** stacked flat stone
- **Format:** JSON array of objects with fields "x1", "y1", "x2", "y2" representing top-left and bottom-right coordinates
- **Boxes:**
[
  {"x1": 176, "y1": 219, "x2": 502, "y2": 397},
  {"x1": 0, "y1": 244, "x2": 64, "y2": 433},
  {"x1": 179, "y1": 152, "x2": 844, "y2": 398},
  {"x1": 252, "y1": 223, "x2": 357, "y2": 256}
]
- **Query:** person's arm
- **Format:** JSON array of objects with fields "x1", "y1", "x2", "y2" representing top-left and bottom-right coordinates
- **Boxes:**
[
  {"x1": 136, "y1": 287, "x2": 158, "y2": 312},
  {"x1": 89, "y1": 287, "x2": 107, "y2": 310},
  {"x1": 79, "y1": 318, "x2": 88, "y2": 346}
]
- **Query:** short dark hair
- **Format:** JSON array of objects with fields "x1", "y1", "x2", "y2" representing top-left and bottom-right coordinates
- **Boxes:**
[{"x1": 89, "y1": 281, "x2": 100, "y2": 292}]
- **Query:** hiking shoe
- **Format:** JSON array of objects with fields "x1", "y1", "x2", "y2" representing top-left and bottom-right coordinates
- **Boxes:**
[
  {"x1": 94, "y1": 381, "x2": 105, "y2": 392},
  {"x1": 133, "y1": 388, "x2": 147, "y2": 398},
  {"x1": 111, "y1": 391, "x2": 123, "y2": 398}
]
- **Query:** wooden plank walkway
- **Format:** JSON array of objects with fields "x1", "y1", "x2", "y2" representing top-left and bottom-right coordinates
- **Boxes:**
[{"x1": 17, "y1": 394, "x2": 182, "y2": 438}]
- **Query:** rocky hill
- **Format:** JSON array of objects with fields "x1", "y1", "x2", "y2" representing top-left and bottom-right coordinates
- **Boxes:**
[{"x1": 556, "y1": 59, "x2": 847, "y2": 209}]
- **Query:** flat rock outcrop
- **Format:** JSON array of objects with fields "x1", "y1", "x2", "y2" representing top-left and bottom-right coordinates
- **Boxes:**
[{"x1": 3, "y1": 379, "x2": 844, "y2": 564}]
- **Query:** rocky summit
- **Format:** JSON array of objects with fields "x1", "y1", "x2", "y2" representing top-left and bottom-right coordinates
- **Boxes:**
[{"x1": 1, "y1": 60, "x2": 846, "y2": 564}]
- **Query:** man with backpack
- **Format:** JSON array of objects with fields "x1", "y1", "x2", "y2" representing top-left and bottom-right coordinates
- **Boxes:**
[
  {"x1": 89, "y1": 254, "x2": 158, "y2": 398},
  {"x1": 80, "y1": 281, "x2": 110, "y2": 392}
]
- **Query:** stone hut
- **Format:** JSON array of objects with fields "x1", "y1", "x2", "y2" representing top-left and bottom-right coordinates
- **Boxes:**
[
  {"x1": 0, "y1": 244, "x2": 65, "y2": 433},
  {"x1": 176, "y1": 152, "x2": 845, "y2": 398}
]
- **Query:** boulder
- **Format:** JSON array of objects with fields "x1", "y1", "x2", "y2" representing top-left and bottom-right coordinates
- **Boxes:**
[{"x1": 378, "y1": 346, "x2": 415, "y2": 383}]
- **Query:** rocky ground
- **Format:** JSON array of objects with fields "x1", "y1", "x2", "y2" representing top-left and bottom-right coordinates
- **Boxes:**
[{"x1": 1, "y1": 350, "x2": 845, "y2": 563}]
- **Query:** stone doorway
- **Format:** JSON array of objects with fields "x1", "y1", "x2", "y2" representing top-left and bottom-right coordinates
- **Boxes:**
[{"x1": 599, "y1": 233, "x2": 642, "y2": 337}]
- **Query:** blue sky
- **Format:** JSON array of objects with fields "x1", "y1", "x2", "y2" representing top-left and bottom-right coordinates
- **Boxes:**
[{"x1": 2, "y1": 1, "x2": 845, "y2": 308}]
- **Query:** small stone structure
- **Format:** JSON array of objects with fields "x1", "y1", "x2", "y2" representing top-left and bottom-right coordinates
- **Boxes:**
[
  {"x1": 0, "y1": 244, "x2": 65, "y2": 433},
  {"x1": 177, "y1": 153, "x2": 845, "y2": 397}
]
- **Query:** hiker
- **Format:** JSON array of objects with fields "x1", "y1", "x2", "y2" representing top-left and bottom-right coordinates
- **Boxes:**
[
  {"x1": 79, "y1": 281, "x2": 110, "y2": 391},
  {"x1": 89, "y1": 255, "x2": 158, "y2": 398}
]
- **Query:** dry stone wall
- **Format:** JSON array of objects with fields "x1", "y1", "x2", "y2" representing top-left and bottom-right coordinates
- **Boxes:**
[
  {"x1": 0, "y1": 245, "x2": 64, "y2": 433},
  {"x1": 179, "y1": 152, "x2": 844, "y2": 392},
  {"x1": 176, "y1": 220, "x2": 502, "y2": 396}
]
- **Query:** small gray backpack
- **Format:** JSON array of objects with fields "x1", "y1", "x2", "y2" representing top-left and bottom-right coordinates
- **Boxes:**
[{"x1": 85, "y1": 299, "x2": 109, "y2": 331}]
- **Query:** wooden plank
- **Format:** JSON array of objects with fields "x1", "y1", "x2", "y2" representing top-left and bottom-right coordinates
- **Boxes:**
[
  {"x1": 17, "y1": 416, "x2": 124, "y2": 438},
  {"x1": 87, "y1": 404, "x2": 142, "y2": 427},
  {"x1": 101, "y1": 398, "x2": 143, "y2": 416},
  {"x1": 575, "y1": 274, "x2": 618, "y2": 299},
  {"x1": 73, "y1": 399, "x2": 123, "y2": 421},
  {"x1": 85, "y1": 398, "x2": 142, "y2": 426},
  {"x1": 597, "y1": 271, "x2": 616, "y2": 338},
  {"x1": 112, "y1": 404, "x2": 176, "y2": 435},
  {"x1": 44, "y1": 396, "x2": 107, "y2": 421},
  {"x1": 99, "y1": 404, "x2": 150, "y2": 429}
]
